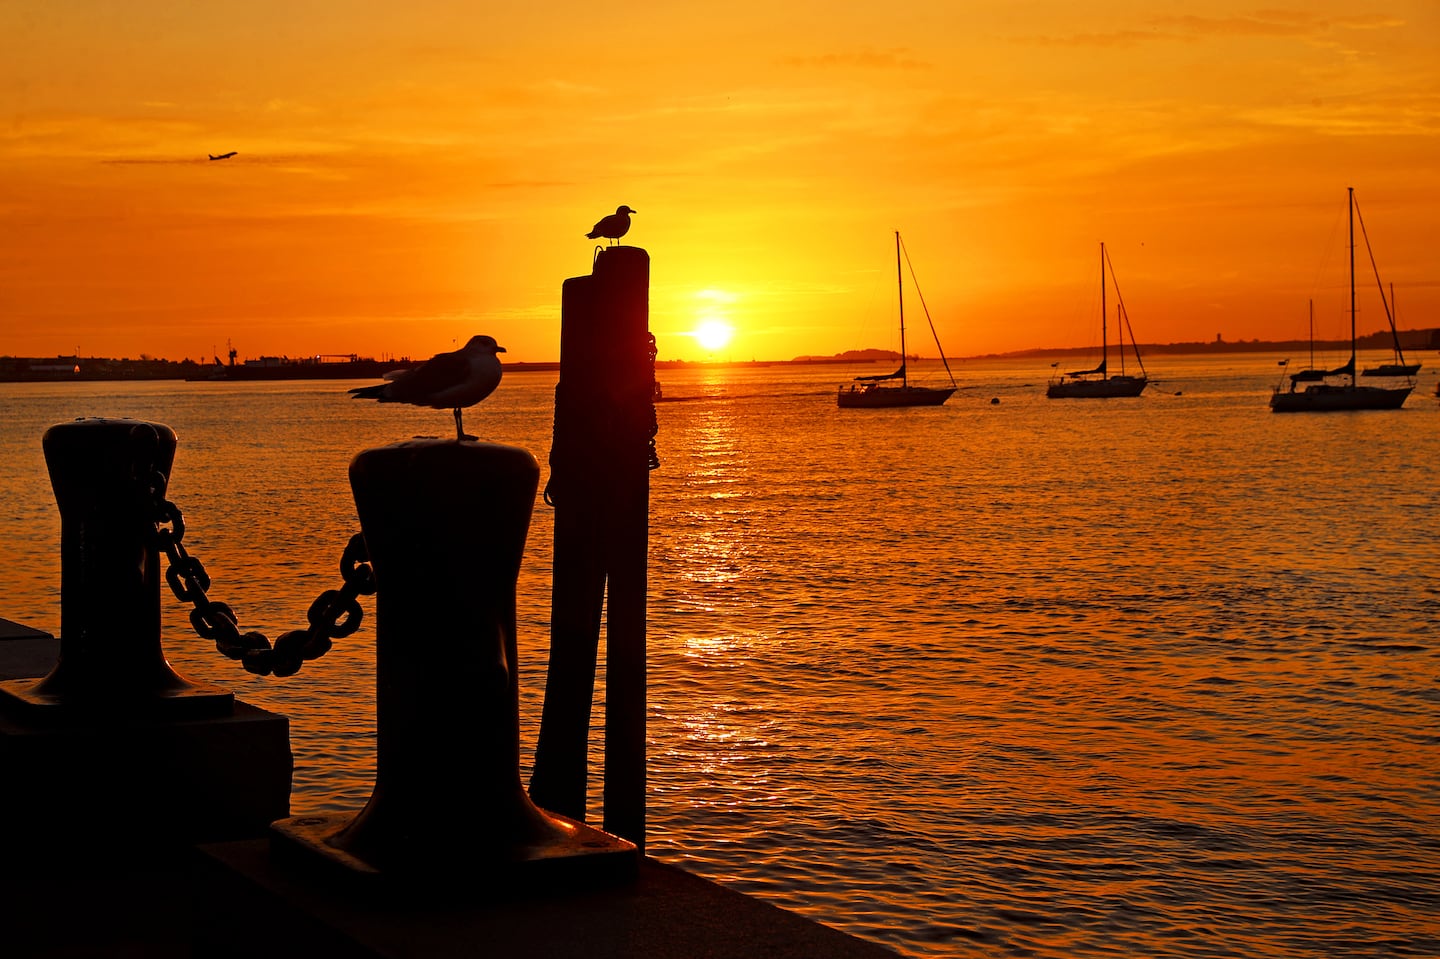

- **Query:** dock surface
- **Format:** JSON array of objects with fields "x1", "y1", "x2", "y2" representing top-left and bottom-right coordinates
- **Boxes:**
[
  {"x1": 195, "y1": 839, "x2": 899, "y2": 959},
  {"x1": 1, "y1": 617, "x2": 900, "y2": 958}
]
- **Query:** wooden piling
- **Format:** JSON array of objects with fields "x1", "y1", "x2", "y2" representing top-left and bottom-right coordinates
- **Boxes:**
[{"x1": 531, "y1": 246, "x2": 651, "y2": 849}]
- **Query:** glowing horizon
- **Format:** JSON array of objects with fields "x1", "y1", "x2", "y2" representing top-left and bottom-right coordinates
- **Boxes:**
[{"x1": 2, "y1": 2, "x2": 1437, "y2": 364}]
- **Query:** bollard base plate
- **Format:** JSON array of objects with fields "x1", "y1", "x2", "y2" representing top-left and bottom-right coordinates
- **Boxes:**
[
  {"x1": 270, "y1": 810, "x2": 638, "y2": 896},
  {"x1": 0, "y1": 675, "x2": 234, "y2": 721},
  {"x1": 0, "y1": 698, "x2": 291, "y2": 851}
]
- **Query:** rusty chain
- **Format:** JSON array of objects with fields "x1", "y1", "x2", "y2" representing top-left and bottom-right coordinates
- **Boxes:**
[
  {"x1": 646, "y1": 331, "x2": 660, "y2": 472},
  {"x1": 130, "y1": 424, "x2": 375, "y2": 678}
]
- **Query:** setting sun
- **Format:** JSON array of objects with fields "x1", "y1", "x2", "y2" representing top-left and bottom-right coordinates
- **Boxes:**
[
  {"x1": 0, "y1": 4, "x2": 1438, "y2": 956},
  {"x1": 693, "y1": 320, "x2": 735, "y2": 352},
  {"x1": 0, "y1": 3, "x2": 1436, "y2": 365}
]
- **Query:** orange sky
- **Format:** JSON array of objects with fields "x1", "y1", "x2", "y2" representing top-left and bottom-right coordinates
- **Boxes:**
[{"x1": 2, "y1": 2, "x2": 1438, "y2": 363}]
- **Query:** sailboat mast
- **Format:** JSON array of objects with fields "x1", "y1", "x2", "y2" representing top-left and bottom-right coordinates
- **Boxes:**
[
  {"x1": 896, "y1": 230, "x2": 908, "y2": 388},
  {"x1": 1347, "y1": 186, "x2": 1356, "y2": 373},
  {"x1": 1100, "y1": 242, "x2": 1108, "y2": 380},
  {"x1": 1390, "y1": 282, "x2": 1406, "y2": 365},
  {"x1": 1116, "y1": 305, "x2": 1125, "y2": 376}
]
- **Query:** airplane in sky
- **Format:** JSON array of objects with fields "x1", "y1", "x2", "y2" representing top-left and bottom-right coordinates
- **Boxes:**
[{"x1": 208, "y1": 151, "x2": 237, "y2": 160}]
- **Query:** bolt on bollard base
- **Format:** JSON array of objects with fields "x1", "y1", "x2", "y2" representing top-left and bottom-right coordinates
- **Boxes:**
[{"x1": 269, "y1": 438, "x2": 635, "y2": 891}]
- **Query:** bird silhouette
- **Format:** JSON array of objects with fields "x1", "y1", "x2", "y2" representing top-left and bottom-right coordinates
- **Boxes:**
[
  {"x1": 348, "y1": 335, "x2": 506, "y2": 440},
  {"x1": 586, "y1": 205, "x2": 636, "y2": 244},
  {"x1": 209, "y1": 151, "x2": 237, "y2": 160}
]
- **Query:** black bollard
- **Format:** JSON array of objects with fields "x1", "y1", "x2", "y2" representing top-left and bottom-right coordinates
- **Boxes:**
[
  {"x1": 270, "y1": 439, "x2": 635, "y2": 888},
  {"x1": 0, "y1": 417, "x2": 232, "y2": 717},
  {"x1": 531, "y1": 245, "x2": 651, "y2": 849}
]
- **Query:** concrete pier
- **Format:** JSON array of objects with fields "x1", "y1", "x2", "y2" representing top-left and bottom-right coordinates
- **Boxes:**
[
  {"x1": 194, "y1": 838, "x2": 900, "y2": 959},
  {"x1": 0, "y1": 618, "x2": 292, "y2": 853},
  {"x1": 1, "y1": 617, "x2": 900, "y2": 959}
]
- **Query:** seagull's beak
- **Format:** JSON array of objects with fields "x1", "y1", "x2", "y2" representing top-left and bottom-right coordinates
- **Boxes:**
[{"x1": 496, "y1": 346, "x2": 507, "y2": 353}]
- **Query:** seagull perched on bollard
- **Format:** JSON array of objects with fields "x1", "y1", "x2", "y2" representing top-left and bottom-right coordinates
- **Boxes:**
[
  {"x1": 348, "y1": 335, "x2": 506, "y2": 441},
  {"x1": 586, "y1": 205, "x2": 636, "y2": 244}
]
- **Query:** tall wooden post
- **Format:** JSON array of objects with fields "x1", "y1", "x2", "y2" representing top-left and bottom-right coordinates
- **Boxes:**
[{"x1": 531, "y1": 246, "x2": 651, "y2": 849}]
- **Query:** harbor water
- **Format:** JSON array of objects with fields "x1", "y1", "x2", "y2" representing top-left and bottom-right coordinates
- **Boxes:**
[{"x1": 1, "y1": 353, "x2": 1436, "y2": 958}]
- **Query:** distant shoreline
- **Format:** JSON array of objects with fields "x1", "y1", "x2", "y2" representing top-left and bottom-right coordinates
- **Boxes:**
[
  {"x1": 684, "y1": 327, "x2": 1440, "y2": 368},
  {"x1": 972, "y1": 329, "x2": 1440, "y2": 361},
  {"x1": 3, "y1": 328, "x2": 1436, "y2": 383}
]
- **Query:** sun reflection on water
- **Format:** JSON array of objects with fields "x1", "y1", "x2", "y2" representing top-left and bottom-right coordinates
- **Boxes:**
[{"x1": 1, "y1": 358, "x2": 1437, "y2": 959}]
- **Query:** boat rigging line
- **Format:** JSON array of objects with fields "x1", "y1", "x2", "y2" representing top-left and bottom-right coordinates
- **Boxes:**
[
  {"x1": 897, "y1": 233, "x2": 958, "y2": 387},
  {"x1": 1102, "y1": 244, "x2": 1149, "y2": 381}
]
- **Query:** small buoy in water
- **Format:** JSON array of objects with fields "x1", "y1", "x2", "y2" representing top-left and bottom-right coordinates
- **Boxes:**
[{"x1": 990, "y1": 397, "x2": 1000, "y2": 405}]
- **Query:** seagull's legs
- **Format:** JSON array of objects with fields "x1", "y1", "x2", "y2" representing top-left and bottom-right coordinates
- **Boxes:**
[{"x1": 453, "y1": 407, "x2": 477, "y2": 442}]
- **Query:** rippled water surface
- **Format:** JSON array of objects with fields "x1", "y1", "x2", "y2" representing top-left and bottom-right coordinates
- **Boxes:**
[{"x1": 2, "y1": 354, "x2": 1437, "y2": 958}]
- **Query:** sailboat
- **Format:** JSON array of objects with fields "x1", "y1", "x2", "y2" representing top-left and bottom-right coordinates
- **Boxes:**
[
  {"x1": 1046, "y1": 242, "x2": 1148, "y2": 398},
  {"x1": 1269, "y1": 187, "x2": 1414, "y2": 412},
  {"x1": 837, "y1": 232, "x2": 957, "y2": 408},
  {"x1": 1361, "y1": 283, "x2": 1421, "y2": 378}
]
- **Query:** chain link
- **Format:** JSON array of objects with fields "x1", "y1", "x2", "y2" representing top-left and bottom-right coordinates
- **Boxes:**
[
  {"x1": 130, "y1": 423, "x2": 374, "y2": 678},
  {"x1": 645, "y1": 331, "x2": 660, "y2": 473}
]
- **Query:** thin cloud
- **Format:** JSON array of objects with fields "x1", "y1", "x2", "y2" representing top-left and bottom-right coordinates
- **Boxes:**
[
  {"x1": 485, "y1": 179, "x2": 576, "y2": 190},
  {"x1": 101, "y1": 156, "x2": 213, "y2": 164},
  {"x1": 1027, "y1": 29, "x2": 1169, "y2": 49},
  {"x1": 783, "y1": 47, "x2": 930, "y2": 71},
  {"x1": 1154, "y1": 11, "x2": 1323, "y2": 39},
  {"x1": 1330, "y1": 14, "x2": 1407, "y2": 30},
  {"x1": 98, "y1": 152, "x2": 323, "y2": 165},
  {"x1": 1025, "y1": 9, "x2": 1406, "y2": 47}
]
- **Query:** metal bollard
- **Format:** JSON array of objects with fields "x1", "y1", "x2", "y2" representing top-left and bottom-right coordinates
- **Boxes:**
[
  {"x1": 271, "y1": 438, "x2": 635, "y2": 888},
  {"x1": 0, "y1": 417, "x2": 233, "y2": 717}
]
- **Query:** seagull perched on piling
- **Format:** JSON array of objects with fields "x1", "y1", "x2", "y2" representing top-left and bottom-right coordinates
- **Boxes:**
[
  {"x1": 586, "y1": 205, "x2": 636, "y2": 244},
  {"x1": 348, "y1": 335, "x2": 506, "y2": 441}
]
